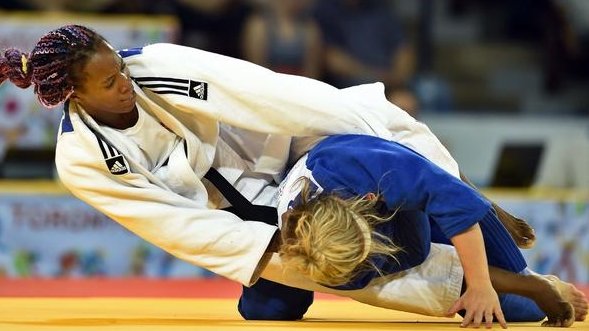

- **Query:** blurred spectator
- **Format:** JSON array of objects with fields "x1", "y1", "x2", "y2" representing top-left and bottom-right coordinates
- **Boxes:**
[
  {"x1": 100, "y1": 0, "x2": 174, "y2": 15},
  {"x1": 412, "y1": 74, "x2": 454, "y2": 115},
  {"x1": 0, "y1": 0, "x2": 34, "y2": 10},
  {"x1": 2, "y1": 0, "x2": 112, "y2": 12},
  {"x1": 457, "y1": 0, "x2": 580, "y2": 95},
  {"x1": 550, "y1": 0, "x2": 589, "y2": 91},
  {"x1": 0, "y1": 0, "x2": 174, "y2": 15},
  {"x1": 313, "y1": 0, "x2": 418, "y2": 116},
  {"x1": 174, "y1": 0, "x2": 256, "y2": 58},
  {"x1": 241, "y1": 0, "x2": 321, "y2": 79}
]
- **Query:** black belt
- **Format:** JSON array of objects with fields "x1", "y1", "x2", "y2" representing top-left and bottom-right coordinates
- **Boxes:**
[
  {"x1": 204, "y1": 167, "x2": 278, "y2": 226},
  {"x1": 166, "y1": 140, "x2": 278, "y2": 225}
]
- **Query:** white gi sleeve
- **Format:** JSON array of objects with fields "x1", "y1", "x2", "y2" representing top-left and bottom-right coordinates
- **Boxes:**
[
  {"x1": 129, "y1": 43, "x2": 459, "y2": 176},
  {"x1": 261, "y1": 243, "x2": 464, "y2": 317},
  {"x1": 55, "y1": 132, "x2": 276, "y2": 286}
]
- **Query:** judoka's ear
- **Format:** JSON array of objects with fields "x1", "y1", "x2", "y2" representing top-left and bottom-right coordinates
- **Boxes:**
[{"x1": 363, "y1": 193, "x2": 377, "y2": 201}]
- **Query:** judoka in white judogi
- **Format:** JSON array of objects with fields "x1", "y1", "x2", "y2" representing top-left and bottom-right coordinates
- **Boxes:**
[{"x1": 56, "y1": 43, "x2": 462, "y2": 316}]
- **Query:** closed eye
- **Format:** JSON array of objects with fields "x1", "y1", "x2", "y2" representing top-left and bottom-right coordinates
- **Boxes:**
[{"x1": 104, "y1": 58, "x2": 127, "y2": 89}]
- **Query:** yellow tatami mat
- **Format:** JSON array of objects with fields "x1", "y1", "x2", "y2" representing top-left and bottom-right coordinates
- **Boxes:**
[{"x1": 1, "y1": 298, "x2": 586, "y2": 331}]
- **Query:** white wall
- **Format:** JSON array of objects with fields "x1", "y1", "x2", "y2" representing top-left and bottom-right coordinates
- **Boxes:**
[{"x1": 421, "y1": 114, "x2": 589, "y2": 188}]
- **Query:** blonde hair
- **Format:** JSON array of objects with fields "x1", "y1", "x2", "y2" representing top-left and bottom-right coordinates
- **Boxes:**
[{"x1": 279, "y1": 178, "x2": 401, "y2": 287}]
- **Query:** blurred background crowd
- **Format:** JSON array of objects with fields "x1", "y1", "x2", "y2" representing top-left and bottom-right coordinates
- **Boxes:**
[
  {"x1": 2, "y1": 0, "x2": 589, "y2": 187},
  {"x1": 4, "y1": 0, "x2": 589, "y2": 114},
  {"x1": 0, "y1": 0, "x2": 588, "y2": 281},
  {"x1": 2, "y1": 0, "x2": 589, "y2": 183}
]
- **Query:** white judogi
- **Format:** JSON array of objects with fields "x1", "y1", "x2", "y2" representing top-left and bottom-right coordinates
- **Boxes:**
[{"x1": 55, "y1": 43, "x2": 462, "y2": 316}]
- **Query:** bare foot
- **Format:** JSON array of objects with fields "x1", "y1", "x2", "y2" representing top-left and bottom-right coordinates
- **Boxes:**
[
  {"x1": 540, "y1": 302, "x2": 575, "y2": 327},
  {"x1": 523, "y1": 273, "x2": 575, "y2": 327},
  {"x1": 492, "y1": 202, "x2": 536, "y2": 249},
  {"x1": 545, "y1": 275, "x2": 588, "y2": 322}
]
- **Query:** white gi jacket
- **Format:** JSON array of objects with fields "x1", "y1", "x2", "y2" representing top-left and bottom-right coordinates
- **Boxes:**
[{"x1": 55, "y1": 43, "x2": 459, "y2": 288}]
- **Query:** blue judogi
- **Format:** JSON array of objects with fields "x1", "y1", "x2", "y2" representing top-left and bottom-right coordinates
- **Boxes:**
[
  {"x1": 305, "y1": 135, "x2": 526, "y2": 289},
  {"x1": 239, "y1": 135, "x2": 539, "y2": 321}
]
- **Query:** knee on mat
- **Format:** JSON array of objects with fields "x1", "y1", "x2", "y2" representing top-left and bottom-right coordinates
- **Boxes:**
[
  {"x1": 238, "y1": 278, "x2": 314, "y2": 320},
  {"x1": 238, "y1": 299, "x2": 308, "y2": 320}
]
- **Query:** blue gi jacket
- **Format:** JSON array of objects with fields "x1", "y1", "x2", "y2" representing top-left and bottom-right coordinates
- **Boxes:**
[{"x1": 300, "y1": 135, "x2": 525, "y2": 289}]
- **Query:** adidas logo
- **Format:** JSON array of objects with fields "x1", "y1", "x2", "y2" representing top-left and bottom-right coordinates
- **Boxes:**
[
  {"x1": 92, "y1": 132, "x2": 129, "y2": 176},
  {"x1": 193, "y1": 83, "x2": 204, "y2": 98},
  {"x1": 189, "y1": 80, "x2": 208, "y2": 100},
  {"x1": 106, "y1": 155, "x2": 129, "y2": 175},
  {"x1": 110, "y1": 161, "x2": 127, "y2": 173}
]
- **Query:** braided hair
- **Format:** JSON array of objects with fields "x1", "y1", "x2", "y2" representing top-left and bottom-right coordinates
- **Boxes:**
[{"x1": 0, "y1": 25, "x2": 105, "y2": 108}]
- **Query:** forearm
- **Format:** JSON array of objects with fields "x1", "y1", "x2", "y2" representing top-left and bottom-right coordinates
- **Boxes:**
[
  {"x1": 388, "y1": 45, "x2": 415, "y2": 87},
  {"x1": 450, "y1": 224, "x2": 492, "y2": 288},
  {"x1": 449, "y1": 224, "x2": 508, "y2": 328},
  {"x1": 325, "y1": 46, "x2": 374, "y2": 79},
  {"x1": 251, "y1": 230, "x2": 283, "y2": 283}
]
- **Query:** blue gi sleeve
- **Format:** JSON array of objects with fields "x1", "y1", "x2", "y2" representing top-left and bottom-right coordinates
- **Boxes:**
[{"x1": 306, "y1": 135, "x2": 492, "y2": 239}]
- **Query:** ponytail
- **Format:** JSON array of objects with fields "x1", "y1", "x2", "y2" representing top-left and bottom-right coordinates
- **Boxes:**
[
  {"x1": 0, "y1": 48, "x2": 33, "y2": 88},
  {"x1": 0, "y1": 25, "x2": 105, "y2": 108}
]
